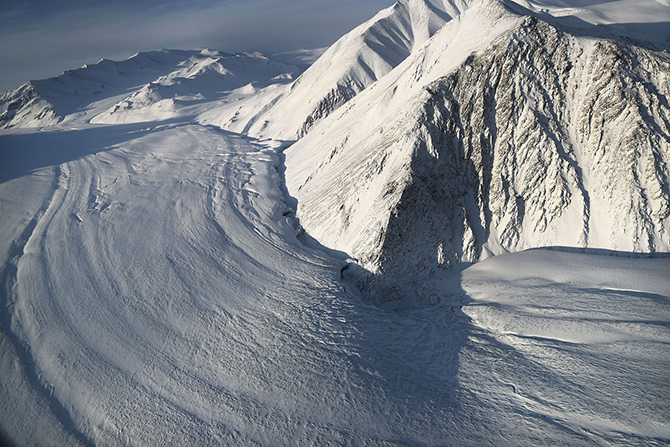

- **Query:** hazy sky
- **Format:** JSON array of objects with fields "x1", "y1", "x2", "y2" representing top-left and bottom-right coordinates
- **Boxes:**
[{"x1": 0, "y1": 0, "x2": 394, "y2": 92}]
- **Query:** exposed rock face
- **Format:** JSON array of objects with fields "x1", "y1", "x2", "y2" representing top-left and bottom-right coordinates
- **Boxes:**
[
  {"x1": 286, "y1": 14, "x2": 670, "y2": 303},
  {"x1": 0, "y1": 82, "x2": 60, "y2": 128},
  {"x1": 298, "y1": 86, "x2": 354, "y2": 138}
]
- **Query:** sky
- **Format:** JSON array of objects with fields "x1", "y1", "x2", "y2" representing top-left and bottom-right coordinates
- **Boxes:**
[{"x1": 0, "y1": 0, "x2": 394, "y2": 92}]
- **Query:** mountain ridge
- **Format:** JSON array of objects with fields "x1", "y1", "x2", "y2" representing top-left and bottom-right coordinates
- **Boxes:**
[
  {"x1": 204, "y1": 0, "x2": 477, "y2": 140},
  {"x1": 284, "y1": 0, "x2": 670, "y2": 303},
  {"x1": 0, "y1": 49, "x2": 298, "y2": 129}
]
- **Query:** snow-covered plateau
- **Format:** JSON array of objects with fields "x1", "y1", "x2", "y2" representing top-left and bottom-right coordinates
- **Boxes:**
[{"x1": 1, "y1": 0, "x2": 669, "y2": 445}]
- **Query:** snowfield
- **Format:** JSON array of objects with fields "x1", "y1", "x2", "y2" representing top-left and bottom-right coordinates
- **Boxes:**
[
  {"x1": 2, "y1": 120, "x2": 668, "y2": 446},
  {"x1": 1, "y1": 0, "x2": 669, "y2": 445}
]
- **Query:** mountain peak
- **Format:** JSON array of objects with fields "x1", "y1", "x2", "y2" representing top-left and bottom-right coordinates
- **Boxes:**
[
  {"x1": 283, "y1": 0, "x2": 670, "y2": 303},
  {"x1": 205, "y1": 0, "x2": 478, "y2": 140}
]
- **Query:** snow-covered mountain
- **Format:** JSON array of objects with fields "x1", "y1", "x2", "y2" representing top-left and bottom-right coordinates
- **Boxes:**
[
  {"x1": 91, "y1": 50, "x2": 298, "y2": 125},
  {"x1": 284, "y1": 0, "x2": 670, "y2": 302},
  {"x1": 0, "y1": 49, "x2": 298, "y2": 128},
  {"x1": 204, "y1": 0, "x2": 477, "y2": 140},
  {"x1": 1, "y1": 0, "x2": 670, "y2": 446}
]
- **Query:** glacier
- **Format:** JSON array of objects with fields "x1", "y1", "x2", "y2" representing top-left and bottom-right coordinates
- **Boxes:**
[{"x1": 0, "y1": 0, "x2": 669, "y2": 445}]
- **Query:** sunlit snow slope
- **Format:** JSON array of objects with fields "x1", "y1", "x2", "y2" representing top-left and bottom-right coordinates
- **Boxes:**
[
  {"x1": 203, "y1": 0, "x2": 477, "y2": 140},
  {"x1": 1, "y1": 0, "x2": 669, "y2": 445},
  {"x1": 285, "y1": 0, "x2": 670, "y2": 302}
]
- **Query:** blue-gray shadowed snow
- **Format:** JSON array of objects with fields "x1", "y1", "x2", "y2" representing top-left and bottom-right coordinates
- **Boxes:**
[
  {"x1": 1, "y1": 0, "x2": 669, "y2": 445},
  {"x1": 2, "y1": 115, "x2": 668, "y2": 446}
]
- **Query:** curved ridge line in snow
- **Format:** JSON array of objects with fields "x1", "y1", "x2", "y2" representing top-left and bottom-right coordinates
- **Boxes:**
[{"x1": 0, "y1": 164, "x2": 94, "y2": 447}]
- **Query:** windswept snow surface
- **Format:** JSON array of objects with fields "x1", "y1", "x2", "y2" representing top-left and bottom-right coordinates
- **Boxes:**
[
  {"x1": 2, "y1": 118, "x2": 669, "y2": 446},
  {"x1": 1, "y1": 0, "x2": 670, "y2": 445}
]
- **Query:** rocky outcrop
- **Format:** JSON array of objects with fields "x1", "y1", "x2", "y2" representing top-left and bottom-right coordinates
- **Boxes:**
[
  {"x1": 286, "y1": 14, "x2": 670, "y2": 304},
  {"x1": 298, "y1": 86, "x2": 355, "y2": 138},
  {"x1": 0, "y1": 83, "x2": 60, "y2": 128}
]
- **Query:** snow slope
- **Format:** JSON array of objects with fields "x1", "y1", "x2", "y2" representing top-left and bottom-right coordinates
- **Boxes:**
[
  {"x1": 457, "y1": 249, "x2": 670, "y2": 444},
  {"x1": 203, "y1": 0, "x2": 477, "y2": 140},
  {"x1": 0, "y1": 49, "x2": 298, "y2": 129},
  {"x1": 205, "y1": 0, "x2": 670, "y2": 141},
  {"x1": 1, "y1": 120, "x2": 668, "y2": 446},
  {"x1": 91, "y1": 51, "x2": 298, "y2": 125},
  {"x1": 285, "y1": 0, "x2": 670, "y2": 302}
]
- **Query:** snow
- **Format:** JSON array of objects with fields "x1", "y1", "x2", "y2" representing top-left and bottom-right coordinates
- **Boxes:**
[
  {"x1": 0, "y1": 49, "x2": 300, "y2": 130},
  {"x1": 283, "y1": 0, "x2": 670, "y2": 305},
  {"x1": 204, "y1": 0, "x2": 669, "y2": 141},
  {"x1": 520, "y1": 0, "x2": 670, "y2": 48},
  {"x1": 2, "y1": 116, "x2": 668, "y2": 445},
  {"x1": 458, "y1": 249, "x2": 670, "y2": 442},
  {"x1": 1, "y1": 0, "x2": 669, "y2": 445},
  {"x1": 203, "y1": 0, "x2": 479, "y2": 140},
  {"x1": 270, "y1": 48, "x2": 329, "y2": 70},
  {"x1": 2, "y1": 118, "x2": 668, "y2": 445}
]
